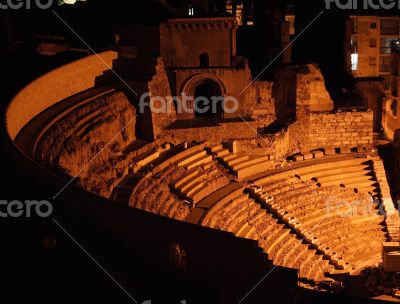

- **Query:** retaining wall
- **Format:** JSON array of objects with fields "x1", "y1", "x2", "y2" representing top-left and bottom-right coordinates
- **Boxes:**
[{"x1": 6, "y1": 51, "x2": 118, "y2": 140}]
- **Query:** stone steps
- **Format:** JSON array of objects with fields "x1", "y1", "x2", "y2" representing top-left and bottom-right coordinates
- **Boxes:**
[
  {"x1": 231, "y1": 156, "x2": 270, "y2": 171},
  {"x1": 299, "y1": 163, "x2": 371, "y2": 180},
  {"x1": 226, "y1": 155, "x2": 250, "y2": 166},
  {"x1": 315, "y1": 170, "x2": 372, "y2": 183},
  {"x1": 197, "y1": 182, "x2": 246, "y2": 225},
  {"x1": 178, "y1": 170, "x2": 217, "y2": 194},
  {"x1": 229, "y1": 203, "x2": 261, "y2": 234},
  {"x1": 255, "y1": 158, "x2": 371, "y2": 186},
  {"x1": 185, "y1": 154, "x2": 213, "y2": 170},
  {"x1": 249, "y1": 186, "x2": 383, "y2": 271},
  {"x1": 171, "y1": 170, "x2": 199, "y2": 190},
  {"x1": 236, "y1": 222, "x2": 256, "y2": 239},
  {"x1": 268, "y1": 232, "x2": 293, "y2": 260},
  {"x1": 321, "y1": 176, "x2": 374, "y2": 188},
  {"x1": 350, "y1": 255, "x2": 382, "y2": 275},
  {"x1": 208, "y1": 145, "x2": 274, "y2": 180},
  {"x1": 283, "y1": 243, "x2": 309, "y2": 268},
  {"x1": 274, "y1": 235, "x2": 300, "y2": 264},
  {"x1": 190, "y1": 178, "x2": 231, "y2": 204},
  {"x1": 176, "y1": 150, "x2": 206, "y2": 167},
  {"x1": 235, "y1": 160, "x2": 274, "y2": 179}
]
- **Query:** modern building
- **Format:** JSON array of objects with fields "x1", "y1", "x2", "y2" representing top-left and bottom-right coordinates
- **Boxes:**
[
  {"x1": 382, "y1": 39, "x2": 400, "y2": 138},
  {"x1": 349, "y1": 15, "x2": 400, "y2": 90},
  {"x1": 347, "y1": 15, "x2": 400, "y2": 132}
]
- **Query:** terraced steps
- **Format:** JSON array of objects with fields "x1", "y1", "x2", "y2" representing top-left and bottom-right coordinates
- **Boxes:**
[
  {"x1": 247, "y1": 184, "x2": 386, "y2": 273},
  {"x1": 197, "y1": 185, "x2": 336, "y2": 283},
  {"x1": 209, "y1": 145, "x2": 274, "y2": 179},
  {"x1": 176, "y1": 150, "x2": 213, "y2": 169}
]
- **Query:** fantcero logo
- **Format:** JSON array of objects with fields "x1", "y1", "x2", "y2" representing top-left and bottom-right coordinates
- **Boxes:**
[
  {"x1": 0, "y1": 0, "x2": 53, "y2": 9},
  {"x1": 0, "y1": 200, "x2": 53, "y2": 218},
  {"x1": 325, "y1": 0, "x2": 400, "y2": 9}
]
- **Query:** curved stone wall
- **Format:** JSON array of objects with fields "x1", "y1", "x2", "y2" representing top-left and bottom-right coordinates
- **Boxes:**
[
  {"x1": 6, "y1": 51, "x2": 118, "y2": 140},
  {"x1": 1, "y1": 51, "x2": 298, "y2": 304}
]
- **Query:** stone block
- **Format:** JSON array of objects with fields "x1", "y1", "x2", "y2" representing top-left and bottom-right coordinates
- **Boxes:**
[
  {"x1": 340, "y1": 146, "x2": 351, "y2": 154},
  {"x1": 303, "y1": 153, "x2": 313, "y2": 160},
  {"x1": 325, "y1": 148, "x2": 336, "y2": 155},
  {"x1": 312, "y1": 151, "x2": 324, "y2": 158},
  {"x1": 293, "y1": 154, "x2": 304, "y2": 162}
]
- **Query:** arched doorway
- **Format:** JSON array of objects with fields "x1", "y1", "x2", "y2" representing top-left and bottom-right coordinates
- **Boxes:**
[{"x1": 193, "y1": 79, "x2": 223, "y2": 119}]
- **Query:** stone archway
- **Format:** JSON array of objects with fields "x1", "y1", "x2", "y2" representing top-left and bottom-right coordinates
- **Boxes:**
[
  {"x1": 193, "y1": 79, "x2": 223, "y2": 117},
  {"x1": 180, "y1": 74, "x2": 226, "y2": 119}
]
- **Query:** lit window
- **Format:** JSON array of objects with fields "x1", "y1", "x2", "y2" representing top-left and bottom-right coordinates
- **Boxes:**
[
  {"x1": 188, "y1": 6, "x2": 194, "y2": 16},
  {"x1": 58, "y1": 0, "x2": 86, "y2": 4},
  {"x1": 285, "y1": 15, "x2": 295, "y2": 35},
  {"x1": 351, "y1": 53, "x2": 358, "y2": 71},
  {"x1": 380, "y1": 38, "x2": 397, "y2": 54}
]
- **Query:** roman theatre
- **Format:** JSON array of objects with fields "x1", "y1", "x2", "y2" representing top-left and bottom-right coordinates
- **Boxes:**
[{"x1": 5, "y1": 17, "x2": 400, "y2": 301}]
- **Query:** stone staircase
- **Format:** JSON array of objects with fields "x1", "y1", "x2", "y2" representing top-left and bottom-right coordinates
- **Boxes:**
[
  {"x1": 371, "y1": 156, "x2": 400, "y2": 241},
  {"x1": 247, "y1": 185, "x2": 385, "y2": 275},
  {"x1": 209, "y1": 144, "x2": 274, "y2": 179}
]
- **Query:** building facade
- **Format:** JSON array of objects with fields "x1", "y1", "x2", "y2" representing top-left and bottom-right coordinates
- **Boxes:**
[
  {"x1": 349, "y1": 15, "x2": 399, "y2": 90},
  {"x1": 348, "y1": 15, "x2": 400, "y2": 134}
]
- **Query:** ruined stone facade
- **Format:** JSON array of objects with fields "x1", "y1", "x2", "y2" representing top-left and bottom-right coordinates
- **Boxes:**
[
  {"x1": 309, "y1": 111, "x2": 373, "y2": 150},
  {"x1": 8, "y1": 15, "x2": 398, "y2": 299}
]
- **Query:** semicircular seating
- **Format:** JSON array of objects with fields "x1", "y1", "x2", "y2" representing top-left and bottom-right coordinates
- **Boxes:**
[
  {"x1": 252, "y1": 161, "x2": 387, "y2": 274},
  {"x1": 198, "y1": 190, "x2": 336, "y2": 283}
]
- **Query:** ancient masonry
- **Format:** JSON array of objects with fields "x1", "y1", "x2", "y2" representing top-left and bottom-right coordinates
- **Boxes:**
[{"x1": 6, "y1": 18, "x2": 399, "y2": 296}]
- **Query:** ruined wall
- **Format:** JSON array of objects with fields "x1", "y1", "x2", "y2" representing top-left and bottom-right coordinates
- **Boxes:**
[
  {"x1": 6, "y1": 51, "x2": 118, "y2": 140},
  {"x1": 245, "y1": 80, "x2": 276, "y2": 123},
  {"x1": 273, "y1": 66, "x2": 297, "y2": 122},
  {"x1": 160, "y1": 121, "x2": 290, "y2": 159},
  {"x1": 308, "y1": 110, "x2": 373, "y2": 150},
  {"x1": 296, "y1": 64, "x2": 334, "y2": 114},
  {"x1": 282, "y1": 63, "x2": 374, "y2": 153},
  {"x1": 160, "y1": 121, "x2": 264, "y2": 145},
  {"x1": 287, "y1": 110, "x2": 374, "y2": 155},
  {"x1": 35, "y1": 91, "x2": 137, "y2": 197},
  {"x1": 148, "y1": 58, "x2": 177, "y2": 138},
  {"x1": 235, "y1": 130, "x2": 290, "y2": 159}
]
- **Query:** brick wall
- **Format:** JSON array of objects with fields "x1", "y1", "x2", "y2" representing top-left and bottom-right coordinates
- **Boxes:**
[
  {"x1": 164, "y1": 18, "x2": 236, "y2": 68},
  {"x1": 160, "y1": 121, "x2": 264, "y2": 145},
  {"x1": 309, "y1": 110, "x2": 374, "y2": 149}
]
